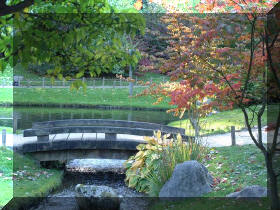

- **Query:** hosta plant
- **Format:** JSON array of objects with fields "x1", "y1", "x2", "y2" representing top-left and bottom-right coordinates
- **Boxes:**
[{"x1": 124, "y1": 130, "x2": 208, "y2": 195}]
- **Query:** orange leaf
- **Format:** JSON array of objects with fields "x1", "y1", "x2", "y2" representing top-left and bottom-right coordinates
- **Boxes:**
[{"x1": 134, "y1": 0, "x2": 143, "y2": 10}]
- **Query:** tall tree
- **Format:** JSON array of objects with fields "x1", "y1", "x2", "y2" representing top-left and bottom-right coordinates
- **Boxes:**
[{"x1": 141, "y1": 1, "x2": 279, "y2": 208}]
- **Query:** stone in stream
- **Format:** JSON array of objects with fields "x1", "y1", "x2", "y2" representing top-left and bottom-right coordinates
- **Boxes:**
[
  {"x1": 75, "y1": 184, "x2": 121, "y2": 210},
  {"x1": 66, "y1": 159, "x2": 126, "y2": 174},
  {"x1": 226, "y1": 185, "x2": 267, "y2": 198},
  {"x1": 159, "y1": 160, "x2": 213, "y2": 198}
]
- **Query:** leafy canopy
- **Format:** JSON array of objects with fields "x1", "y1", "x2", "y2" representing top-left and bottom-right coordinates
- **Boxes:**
[{"x1": 0, "y1": 0, "x2": 146, "y2": 86}]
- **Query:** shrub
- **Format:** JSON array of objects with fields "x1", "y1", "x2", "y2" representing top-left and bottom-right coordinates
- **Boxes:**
[{"x1": 124, "y1": 130, "x2": 208, "y2": 196}]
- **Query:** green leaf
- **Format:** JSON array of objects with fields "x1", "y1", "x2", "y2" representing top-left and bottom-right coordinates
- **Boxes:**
[
  {"x1": 47, "y1": 69, "x2": 53, "y2": 75},
  {"x1": 58, "y1": 74, "x2": 63, "y2": 80},
  {"x1": 10, "y1": 7, "x2": 146, "y2": 80},
  {"x1": 65, "y1": 76, "x2": 72, "y2": 81},
  {"x1": 75, "y1": 71, "x2": 84, "y2": 79},
  {"x1": 89, "y1": 71, "x2": 96, "y2": 77}
]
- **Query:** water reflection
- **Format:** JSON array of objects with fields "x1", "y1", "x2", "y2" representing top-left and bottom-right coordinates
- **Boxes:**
[{"x1": 11, "y1": 106, "x2": 177, "y2": 130}]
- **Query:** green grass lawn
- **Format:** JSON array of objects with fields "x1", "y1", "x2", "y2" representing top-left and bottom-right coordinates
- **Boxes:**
[
  {"x1": 0, "y1": 147, "x2": 63, "y2": 209},
  {"x1": 168, "y1": 105, "x2": 278, "y2": 136},
  {"x1": 0, "y1": 88, "x2": 12, "y2": 105},
  {"x1": 136, "y1": 72, "x2": 168, "y2": 84},
  {"x1": 0, "y1": 147, "x2": 13, "y2": 208},
  {"x1": 0, "y1": 126, "x2": 13, "y2": 134},
  {"x1": 203, "y1": 145, "x2": 266, "y2": 197},
  {"x1": 8, "y1": 87, "x2": 174, "y2": 109},
  {"x1": 150, "y1": 144, "x2": 269, "y2": 209},
  {"x1": 0, "y1": 107, "x2": 12, "y2": 117}
]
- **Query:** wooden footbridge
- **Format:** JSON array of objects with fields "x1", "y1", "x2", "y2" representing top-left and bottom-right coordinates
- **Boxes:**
[{"x1": 22, "y1": 119, "x2": 189, "y2": 161}]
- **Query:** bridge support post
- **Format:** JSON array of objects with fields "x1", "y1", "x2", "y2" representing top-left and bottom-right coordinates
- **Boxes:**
[
  {"x1": 2, "y1": 129, "x2": 6, "y2": 146},
  {"x1": 105, "y1": 133, "x2": 117, "y2": 141}
]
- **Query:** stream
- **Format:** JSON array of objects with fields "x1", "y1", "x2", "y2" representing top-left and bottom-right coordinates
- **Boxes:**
[{"x1": 30, "y1": 159, "x2": 152, "y2": 210}]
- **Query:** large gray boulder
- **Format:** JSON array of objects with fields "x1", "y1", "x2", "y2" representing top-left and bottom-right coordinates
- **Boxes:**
[
  {"x1": 226, "y1": 185, "x2": 267, "y2": 198},
  {"x1": 159, "y1": 160, "x2": 213, "y2": 198},
  {"x1": 75, "y1": 184, "x2": 120, "y2": 210}
]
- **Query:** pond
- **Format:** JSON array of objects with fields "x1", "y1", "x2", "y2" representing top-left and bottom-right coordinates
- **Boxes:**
[{"x1": 0, "y1": 106, "x2": 178, "y2": 131}]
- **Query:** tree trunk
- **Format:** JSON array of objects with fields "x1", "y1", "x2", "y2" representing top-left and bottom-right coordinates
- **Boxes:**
[
  {"x1": 189, "y1": 112, "x2": 200, "y2": 138},
  {"x1": 265, "y1": 153, "x2": 280, "y2": 210},
  {"x1": 129, "y1": 64, "x2": 133, "y2": 96},
  {"x1": 128, "y1": 48, "x2": 134, "y2": 97}
]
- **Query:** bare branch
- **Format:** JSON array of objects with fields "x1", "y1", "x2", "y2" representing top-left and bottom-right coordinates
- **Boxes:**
[
  {"x1": 265, "y1": 28, "x2": 280, "y2": 90},
  {"x1": 241, "y1": 106, "x2": 267, "y2": 153},
  {"x1": 269, "y1": 33, "x2": 279, "y2": 49},
  {"x1": 271, "y1": 105, "x2": 280, "y2": 154},
  {"x1": 241, "y1": 17, "x2": 256, "y2": 102},
  {"x1": 247, "y1": 105, "x2": 258, "y2": 127}
]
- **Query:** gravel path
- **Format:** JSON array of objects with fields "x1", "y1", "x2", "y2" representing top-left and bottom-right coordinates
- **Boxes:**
[
  {"x1": 0, "y1": 128, "x2": 268, "y2": 148},
  {"x1": 201, "y1": 127, "x2": 267, "y2": 147}
]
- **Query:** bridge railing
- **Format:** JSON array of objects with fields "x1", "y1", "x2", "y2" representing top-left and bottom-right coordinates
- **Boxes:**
[{"x1": 23, "y1": 119, "x2": 188, "y2": 142}]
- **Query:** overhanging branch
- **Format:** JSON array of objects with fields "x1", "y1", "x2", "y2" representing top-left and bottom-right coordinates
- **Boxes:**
[{"x1": 0, "y1": 0, "x2": 34, "y2": 17}]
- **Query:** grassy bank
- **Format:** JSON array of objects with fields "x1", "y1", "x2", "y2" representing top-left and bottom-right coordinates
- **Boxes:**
[
  {"x1": 0, "y1": 147, "x2": 13, "y2": 208},
  {"x1": 0, "y1": 87, "x2": 174, "y2": 109},
  {"x1": 0, "y1": 107, "x2": 12, "y2": 117},
  {"x1": 0, "y1": 147, "x2": 63, "y2": 209},
  {"x1": 150, "y1": 144, "x2": 268, "y2": 209},
  {"x1": 0, "y1": 107, "x2": 13, "y2": 134},
  {"x1": 203, "y1": 145, "x2": 266, "y2": 197},
  {"x1": 168, "y1": 106, "x2": 276, "y2": 136},
  {"x1": 0, "y1": 88, "x2": 12, "y2": 104}
]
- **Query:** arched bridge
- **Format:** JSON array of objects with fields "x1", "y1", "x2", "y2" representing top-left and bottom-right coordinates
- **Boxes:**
[{"x1": 22, "y1": 119, "x2": 190, "y2": 161}]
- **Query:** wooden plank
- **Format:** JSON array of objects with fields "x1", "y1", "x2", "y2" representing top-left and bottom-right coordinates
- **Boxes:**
[
  {"x1": 68, "y1": 133, "x2": 83, "y2": 141},
  {"x1": 105, "y1": 133, "x2": 117, "y2": 141},
  {"x1": 53, "y1": 133, "x2": 70, "y2": 141},
  {"x1": 24, "y1": 126, "x2": 156, "y2": 137},
  {"x1": 37, "y1": 135, "x2": 49, "y2": 142},
  {"x1": 83, "y1": 133, "x2": 98, "y2": 141},
  {"x1": 50, "y1": 134, "x2": 56, "y2": 142},
  {"x1": 66, "y1": 133, "x2": 70, "y2": 141}
]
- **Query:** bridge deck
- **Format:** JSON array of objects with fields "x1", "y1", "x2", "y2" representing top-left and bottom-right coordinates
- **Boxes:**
[
  {"x1": 14, "y1": 133, "x2": 145, "y2": 148},
  {"x1": 20, "y1": 133, "x2": 147, "y2": 161}
]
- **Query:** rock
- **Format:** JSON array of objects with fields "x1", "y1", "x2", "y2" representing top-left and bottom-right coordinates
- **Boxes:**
[
  {"x1": 159, "y1": 160, "x2": 213, "y2": 198},
  {"x1": 226, "y1": 185, "x2": 267, "y2": 198},
  {"x1": 66, "y1": 159, "x2": 126, "y2": 174},
  {"x1": 75, "y1": 184, "x2": 120, "y2": 210}
]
